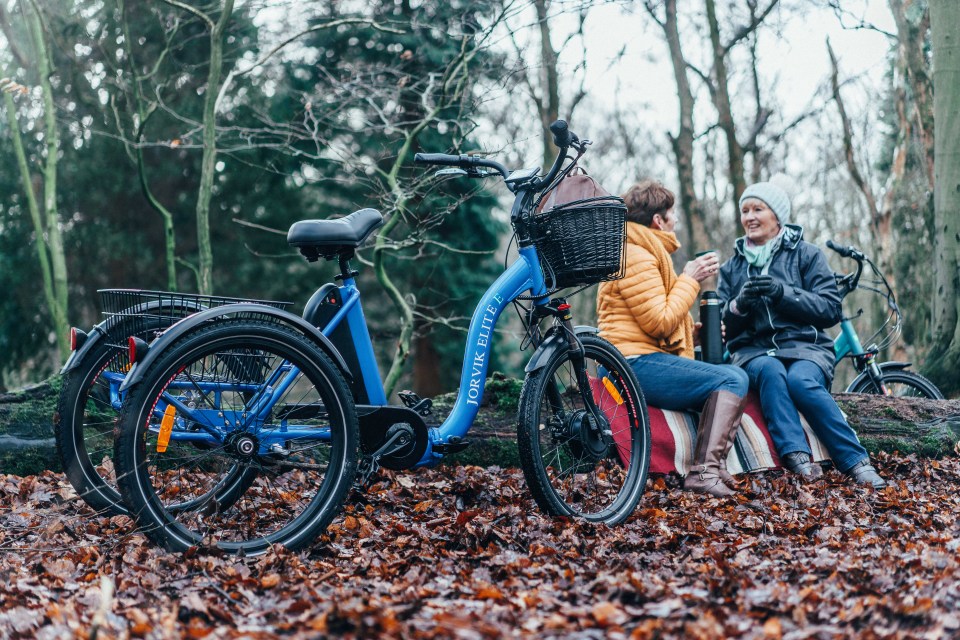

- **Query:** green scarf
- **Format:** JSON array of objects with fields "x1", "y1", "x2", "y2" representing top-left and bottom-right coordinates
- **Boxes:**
[{"x1": 742, "y1": 229, "x2": 784, "y2": 268}]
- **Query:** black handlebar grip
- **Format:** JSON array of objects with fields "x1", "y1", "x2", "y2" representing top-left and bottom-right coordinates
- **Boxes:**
[
  {"x1": 414, "y1": 153, "x2": 462, "y2": 166},
  {"x1": 826, "y1": 239, "x2": 852, "y2": 257},
  {"x1": 549, "y1": 120, "x2": 573, "y2": 148}
]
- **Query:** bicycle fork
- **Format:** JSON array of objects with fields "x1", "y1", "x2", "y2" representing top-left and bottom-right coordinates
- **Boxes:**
[
  {"x1": 542, "y1": 298, "x2": 612, "y2": 441},
  {"x1": 862, "y1": 354, "x2": 891, "y2": 396}
]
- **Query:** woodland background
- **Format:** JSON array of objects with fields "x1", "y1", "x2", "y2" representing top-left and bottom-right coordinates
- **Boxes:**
[{"x1": 1, "y1": 0, "x2": 959, "y2": 400}]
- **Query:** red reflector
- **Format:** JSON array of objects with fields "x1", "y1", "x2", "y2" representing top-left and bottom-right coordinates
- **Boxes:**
[
  {"x1": 128, "y1": 336, "x2": 138, "y2": 363},
  {"x1": 69, "y1": 327, "x2": 87, "y2": 351},
  {"x1": 557, "y1": 303, "x2": 571, "y2": 311}
]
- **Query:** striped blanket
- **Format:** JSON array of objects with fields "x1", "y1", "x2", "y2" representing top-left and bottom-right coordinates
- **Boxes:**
[
  {"x1": 650, "y1": 392, "x2": 831, "y2": 476},
  {"x1": 590, "y1": 376, "x2": 831, "y2": 476}
]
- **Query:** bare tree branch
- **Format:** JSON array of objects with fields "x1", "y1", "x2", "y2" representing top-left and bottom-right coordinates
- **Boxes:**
[
  {"x1": 722, "y1": 0, "x2": 780, "y2": 56},
  {"x1": 0, "y1": 3, "x2": 29, "y2": 68},
  {"x1": 158, "y1": 0, "x2": 215, "y2": 30},
  {"x1": 215, "y1": 17, "x2": 405, "y2": 113}
]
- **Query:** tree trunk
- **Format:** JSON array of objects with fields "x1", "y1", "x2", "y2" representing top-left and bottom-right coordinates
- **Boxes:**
[
  {"x1": 3, "y1": 90, "x2": 61, "y2": 356},
  {"x1": 194, "y1": 0, "x2": 235, "y2": 294},
  {"x1": 828, "y1": 39, "x2": 899, "y2": 345},
  {"x1": 4, "y1": 377, "x2": 959, "y2": 477},
  {"x1": 534, "y1": 0, "x2": 560, "y2": 170},
  {"x1": 925, "y1": 0, "x2": 960, "y2": 396},
  {"x1": 413, "y1": 332, "x2": 443, "y2": 398},
  {"x1": 120, "y1": 2, "x2": 179, "y2": 292},
  {"x1": 658, "y1": 0, "x2": 707, "y2": 254},
  {"x1": 705, "y1": 0, "x2": 746, "y2": 216},
  {"x1": 23, "y1": 2, "x2": 70, "y2": 359},
  {"x1": 890, "y1": 0, "x2": 935, "y2": 191}
]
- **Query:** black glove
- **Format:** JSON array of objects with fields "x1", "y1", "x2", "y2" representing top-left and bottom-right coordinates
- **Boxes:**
[
  {"x1": 735, "y1": 281, "x2": 762, "y2": 313},
  {"x1": 749, "y1": 275, "x2": 784, "y2": 304}
]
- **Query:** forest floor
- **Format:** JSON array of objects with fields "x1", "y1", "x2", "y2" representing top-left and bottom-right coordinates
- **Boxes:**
[{"x1": 3, "y1": 451, "x2": 960, "y2": 639}]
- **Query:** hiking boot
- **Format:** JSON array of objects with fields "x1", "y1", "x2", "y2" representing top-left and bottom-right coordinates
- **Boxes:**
[
  {"x1": 845, "y1": 459, "x2": 888, "y2": 489},
  {"x1": 782, "y1": 451, "x2": 824, "y2": 481}
]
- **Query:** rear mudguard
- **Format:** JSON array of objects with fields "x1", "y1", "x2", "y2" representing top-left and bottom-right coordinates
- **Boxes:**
[
  {"x1": 119, "y1": 303, "x2": 352, "y2": 392},
  {"x1": 524, "y1": 325, "x2": 600, "y2": 374}
]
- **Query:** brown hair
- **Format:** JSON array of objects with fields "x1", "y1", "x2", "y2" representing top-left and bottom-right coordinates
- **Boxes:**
[{"x1": 621, "y1": 179, "x2": 675, "y2": 226}]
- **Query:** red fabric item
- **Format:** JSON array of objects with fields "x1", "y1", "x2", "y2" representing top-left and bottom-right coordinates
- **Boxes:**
[
  {"x1": 588, "y1": 375, "x2": 634, "y2": 469},
  {"x1": 591, "y1": 384, "x2": 829, "y2": 476}
]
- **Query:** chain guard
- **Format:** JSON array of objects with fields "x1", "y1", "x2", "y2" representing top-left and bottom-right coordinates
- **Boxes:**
[{"x1": 357, "y1": 405, "x2": 430, "y2": 470}]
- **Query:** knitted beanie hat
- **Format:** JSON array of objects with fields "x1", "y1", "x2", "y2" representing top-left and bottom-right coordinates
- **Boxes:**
[{"x1": 739, "y1": 182, "x2": 791, "y2": 225}]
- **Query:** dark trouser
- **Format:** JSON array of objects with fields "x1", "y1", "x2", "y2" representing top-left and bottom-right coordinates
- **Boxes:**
[
  {"x1": 627, "y1": 352, "x2": 749, "y2": 410},
  {"x1": 742, "y1": 356, "x2": 868, "y2": 473}
]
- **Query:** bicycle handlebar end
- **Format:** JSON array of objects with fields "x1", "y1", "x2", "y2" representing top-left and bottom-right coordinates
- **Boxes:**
[
  {"x1": 414, "y1": 152, "x2": 460, "y2": 166},
  {"x1": 549, "y1": 120, "x2": 573, "y2": 148},
  {"x1": 826, "y1": 239, "x2": 855, "y2": 258}
]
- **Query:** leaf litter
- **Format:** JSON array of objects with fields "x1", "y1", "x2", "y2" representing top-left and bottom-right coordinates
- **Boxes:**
[{"x1": 2, "y1": 452, "x2": 960, "y2": 638}]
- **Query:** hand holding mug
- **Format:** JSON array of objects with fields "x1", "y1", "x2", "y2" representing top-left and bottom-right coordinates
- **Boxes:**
[{"x1": 683, "y1": 250, "x2": 719, "y2": 283}]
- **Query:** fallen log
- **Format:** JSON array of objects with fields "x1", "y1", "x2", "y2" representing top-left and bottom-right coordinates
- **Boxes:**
[{"x1": 1, "y1": 373, "x2": 958, "y2": 477}]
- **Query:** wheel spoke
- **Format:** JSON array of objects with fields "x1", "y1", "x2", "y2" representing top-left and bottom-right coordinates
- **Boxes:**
[
  {"x1": 518, "y1": 336, "x2": 650, "y2": 524},
  {"x1": 116, "y1": 320, "x2": 357, "y2": 555}
]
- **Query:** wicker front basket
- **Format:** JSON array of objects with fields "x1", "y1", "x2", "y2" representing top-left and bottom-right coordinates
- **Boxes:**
[{"x1": 529, "y1": 197, "x2": 628, "y2": 289}]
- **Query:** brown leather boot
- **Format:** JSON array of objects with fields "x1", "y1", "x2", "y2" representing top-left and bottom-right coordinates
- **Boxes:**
[
  {"x1": 683, "y1": 391, "x2": 747, "y2": 497},
  {"x1": 717, "y1": 393, "x2": 748, "y2": 488}
]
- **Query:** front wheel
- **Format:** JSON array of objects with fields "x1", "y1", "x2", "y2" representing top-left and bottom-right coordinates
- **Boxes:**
[
  {"x1": 846, "y1": 368, "x2": 944, "y2": 399},
  {"x1": 517, "y1": 334, "x2": 650, "y2": 524},
  {"x1": 115, "y1": 319, "x2": 358, "y2": 555}
]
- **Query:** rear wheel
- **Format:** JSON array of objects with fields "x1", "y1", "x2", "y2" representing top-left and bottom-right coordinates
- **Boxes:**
[
  {"x1": 517, "y1": 335, "x2": 650, "y2": 524},
  {"x1": 847, "y1": 369, "x2": 944, "y2": 399},
  {"x1": 56, "y1": 341, "x2": 129, "y2": 516},
  {"x1": 115, "y1": 319, "x2": 358, "y2": 555}
]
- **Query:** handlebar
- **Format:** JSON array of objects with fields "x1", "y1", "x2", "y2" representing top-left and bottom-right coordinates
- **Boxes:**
[
  {"x1": 414, "y1": 119, "x2": 585, "y2": 193},
  {"x1": 825, "y1": 239, "x2": 863, "y2": 260},
  {"x1": 827, "y1": 240, "x2": 865, "y2": 297},
  {"x1": 413, "y1": 152, "x2": 509, "y2": 178}
]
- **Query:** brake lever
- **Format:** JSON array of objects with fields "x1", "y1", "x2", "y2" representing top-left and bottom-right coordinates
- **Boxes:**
[
  {"x1": 435, "y1": 168, "x2": 468, "y2": 177},
  {"x1": 465, "y1": 168, "x2": 494, "y2": 178}
]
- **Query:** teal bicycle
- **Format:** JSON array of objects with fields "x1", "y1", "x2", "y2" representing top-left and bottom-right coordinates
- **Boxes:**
[{"x1": 827, "y1": 240, "x2": 943, "y2": 399}]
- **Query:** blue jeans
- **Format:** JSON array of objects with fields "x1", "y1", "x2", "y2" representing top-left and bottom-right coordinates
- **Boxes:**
[
  {"x1": 742, "y1": 356, "x2": 868, "y2": 472},
  {"x1": 627, "y1": 352, "x2": 749, "y2": 412}
]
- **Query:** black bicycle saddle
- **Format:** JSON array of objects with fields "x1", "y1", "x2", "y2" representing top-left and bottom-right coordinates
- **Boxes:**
[{"x1": 287, "y1": 209, "x2": 384, "y2": 259}]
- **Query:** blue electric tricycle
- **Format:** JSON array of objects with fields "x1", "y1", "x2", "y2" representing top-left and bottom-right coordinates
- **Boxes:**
[{"x1": 93, "y1": 121, "x2": 652, "y2": 555}]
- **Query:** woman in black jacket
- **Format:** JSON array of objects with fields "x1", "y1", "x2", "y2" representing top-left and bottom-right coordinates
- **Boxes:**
[{"x1": 717, "y1": 182, "x2": 886, "y2": 488}]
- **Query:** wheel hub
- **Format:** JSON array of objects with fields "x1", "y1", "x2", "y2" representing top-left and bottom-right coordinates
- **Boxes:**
[
  {"x1": 224, "y1": 431, "x2": 259, "y2": 459},
  {"x1": 565, "y1": 409, "x2": 610, "y2": 462}
]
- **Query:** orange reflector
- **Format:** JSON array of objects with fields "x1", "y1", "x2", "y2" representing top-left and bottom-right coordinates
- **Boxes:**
[
  {"x1": 601, "y1": 377, "x2": 624, "y2": 405},
  {"x1": 157, "y1": 405, "x2": 176, "y2": 453}
]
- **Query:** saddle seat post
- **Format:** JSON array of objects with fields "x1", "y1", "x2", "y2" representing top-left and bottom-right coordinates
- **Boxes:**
[{"x1": 335, "y1": 252, "x2": 360, "y2": 282}]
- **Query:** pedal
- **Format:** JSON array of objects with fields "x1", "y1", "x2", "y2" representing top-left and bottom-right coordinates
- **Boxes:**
[
  {"x1": 355, "y1": 424, "x2": 413, "y2": 489},
  {"x1": 397, "y1": 390, "x2": 433, "y2": 416},
  {"x1": 356, "y1": 455, "x2": 381, "y2": 489},
  {"x1": 433, "y1": 436, "x2": 470, "y2": 455}
]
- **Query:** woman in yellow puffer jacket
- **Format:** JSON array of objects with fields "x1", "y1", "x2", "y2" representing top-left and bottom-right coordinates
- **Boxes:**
[{"x1": 598, "y1": 180, "x2": 749, "y2": 497}]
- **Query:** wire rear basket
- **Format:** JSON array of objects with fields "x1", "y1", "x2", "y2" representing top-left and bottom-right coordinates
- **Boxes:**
[
  {"x1": 529, "y1": 197, "x2": 628, "y2": 289},
  {"x1": 97, "y1": 289, "x2": 293, "y2": 349}
]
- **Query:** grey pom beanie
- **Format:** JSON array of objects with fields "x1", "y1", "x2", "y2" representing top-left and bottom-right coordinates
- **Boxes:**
[{"x1": 739, "y1": 182, "x2": 791, "y2": 226}]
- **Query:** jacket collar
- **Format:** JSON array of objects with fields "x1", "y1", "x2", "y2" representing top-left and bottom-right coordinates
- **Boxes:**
[{"x1": 734, "y1": 223, "x2": 803, "y2": 257}]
